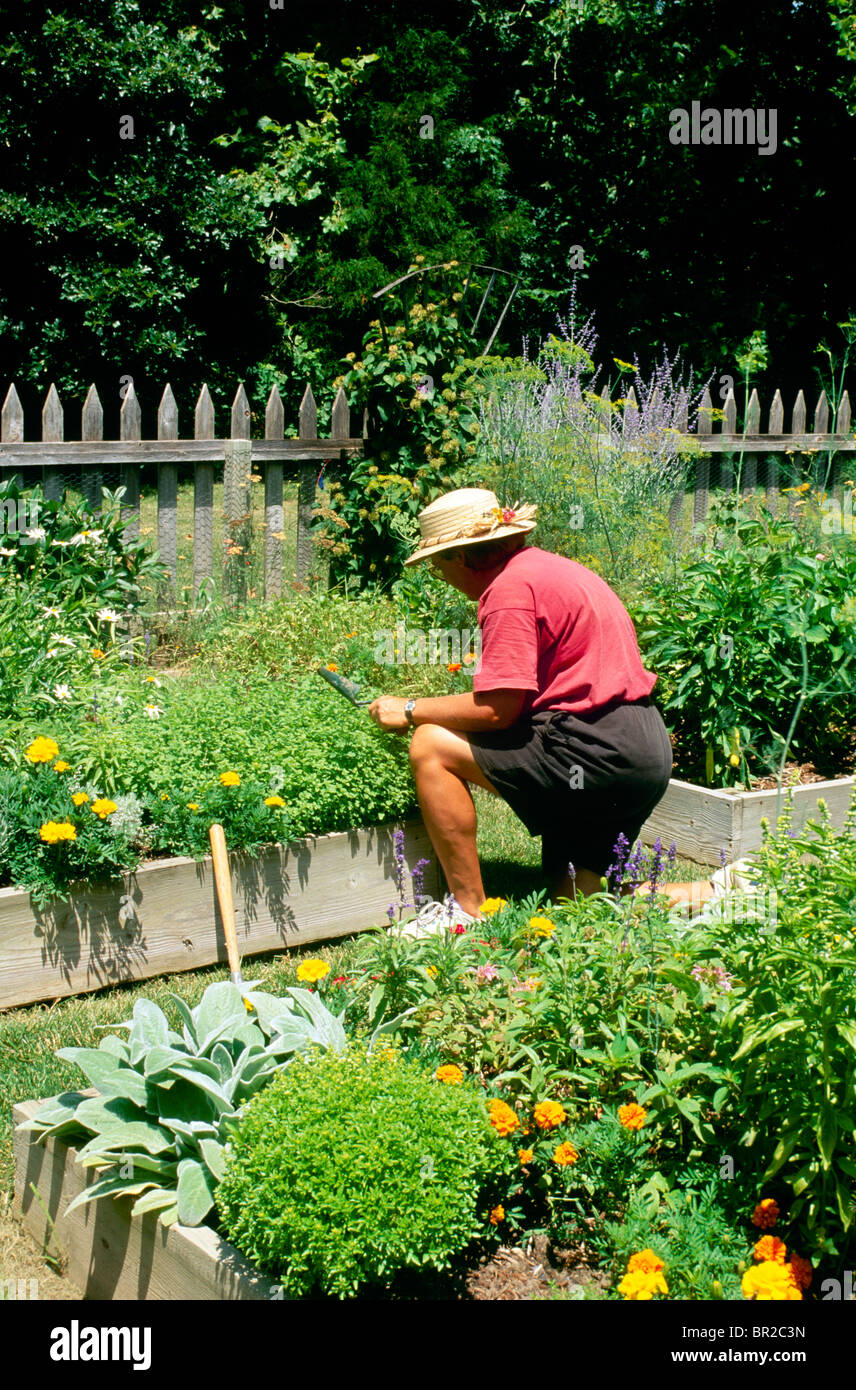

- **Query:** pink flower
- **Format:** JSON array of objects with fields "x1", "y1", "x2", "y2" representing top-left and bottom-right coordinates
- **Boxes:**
[
  {"x1": 501, "y1": 507, "x2": 516, "y2": 523},
  {"x1": 475, "y1": 963, "x2": 499, "y2": 982},
  {"x1": 449, "y1": 923, "x2": 467, "y2": 936}
]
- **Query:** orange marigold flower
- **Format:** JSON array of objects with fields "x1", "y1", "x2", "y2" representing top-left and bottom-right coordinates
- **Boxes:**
[
  {"x1": 533, "y1": 1100, "x2": 567, "y2": 1131},
  {"x1": 553, "y1": 1141, "x2": 579, "y2": 1167},
  {"x1": 91, "y1": 648, "x2": 105, "y2": 659},
  {"x1": 618, "y1": 1102, "x2": 647, "y2": 1131},
  {"x1": 447, "y1": 662, "x2": 462, "y2": 673},
  {"x1": 326, "y1": 662, "x2": 338, "y2": 672},
  {"x1": 488, "y1": 1099, "x2": 520, "y2": 1136},
  {"x1": 754, "y1": 1235, "x2": 787, "y2": 1265},
  {"x1": 751, "y1": 1198, "x2": 780, "y2": 1229},
  {"x1": 488, "y1": 1205, "x2": 504, "y2": 1226},
  {"x1": 789, "y1": 1253, "x2": 813, "y2": 1291},
  {"x1": 627, "y1": 1249, "x2": 666, "y2": 1275},
  {"x1": 435, "y1": 1064, "x2": 464, "y2": 1085},
  {"x1": 518, "y1": 1148, "x2": 534, "y2": 1164}
]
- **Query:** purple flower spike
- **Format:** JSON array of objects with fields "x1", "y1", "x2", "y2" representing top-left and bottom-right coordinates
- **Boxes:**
[
  {"x1": 667, "y1": 841, "x2": 677, "y2": 871},
  {"x1": 648, "y1": 837, "x2": 664, "y2": 893},
  {"x1": 567, "y1": 861, "x2": 576, "y2": 882},
  {"x1": 606, "y1": 832, "x2": 631, "y2": 891},
  {"x1": 719, "y1": 846, "x2": 728, "y2": 869},
  {"x1": 386, "y1": 902, "x2": 397, "y2": 924},
  {"x1": 626, "y1": 841, "x2": 645, "y2": 890},
  {"x1": 411, "y1": 856, "x2": 430, "y2": 902}
]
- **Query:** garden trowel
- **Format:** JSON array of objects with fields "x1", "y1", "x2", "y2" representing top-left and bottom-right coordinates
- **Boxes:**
[{"x1": 315, "y1": 665, "x2": 374, "y2": 707}]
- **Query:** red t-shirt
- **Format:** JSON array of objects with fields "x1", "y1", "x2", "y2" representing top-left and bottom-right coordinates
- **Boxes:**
[{"x1": 473, "y1": 547, "x2": 656, "y2": 715}]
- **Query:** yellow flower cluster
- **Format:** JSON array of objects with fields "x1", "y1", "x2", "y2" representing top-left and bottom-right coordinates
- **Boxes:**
[
  {"x1": 219, "y1": 771, "x2": 241, "y2": 787},
  {"x1": 25, "y1": 736, "x2": 60, "y2": 764},
  {"x1": 741, "y1": 1262, "x2": 802, "y2": 1301},
  {"x1": 91, "y1": 799, "x2": 118, "y2": 819},
  {"x1": 619, "y1": 1250, "x2": 668, "y2": 1300},
  {"x1": 264, "y1": 796, "x2": 286, "y2": 808},
  {"x1": 478, "y1": 897, "x2": 506, "y2": 915},
  {"x1": 71, "y1": 792, "x2": 89, "y2": 807},
  {"x1": 295, "y1": 959, "x2": 330, "y2": 983},
  {"x1": 618, "y1": 1103, "x2": 648, "y2": 1131},
  {"x1": 528, "y1": 915, "x2": 556, "y2": 939},
  {"x1": 39, "y1": 821, "x2": 77, "y2": 843},
  {"x1": 436, "y1": 1064, "x2": 464, "y2": 1085}
]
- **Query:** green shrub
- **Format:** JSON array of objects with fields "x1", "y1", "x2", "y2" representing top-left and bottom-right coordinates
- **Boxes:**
[{"x1": 215, "y1": 1043, "x2": 510, "y2": 1296}]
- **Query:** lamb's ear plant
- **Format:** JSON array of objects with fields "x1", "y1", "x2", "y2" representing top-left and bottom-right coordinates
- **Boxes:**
[{"x1": 17, "y1": 980, "x2": 347, "y2": 1228}]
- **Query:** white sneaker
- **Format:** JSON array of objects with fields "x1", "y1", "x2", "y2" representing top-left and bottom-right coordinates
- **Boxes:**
[
  {"x1": 709, "y1": 858, "x2": 757, "y2": 898},
  {"x1": 397, "y1": 894, "x2": 478, "y2": 940}
]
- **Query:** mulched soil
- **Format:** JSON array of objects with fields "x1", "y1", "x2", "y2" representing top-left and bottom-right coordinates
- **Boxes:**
[
  {"x1": 749, "y1": 760, "x2": 840, "y2": 791},
  {"x1": 466, "y1": 1234, "x2": 611, "y2": 1301}
]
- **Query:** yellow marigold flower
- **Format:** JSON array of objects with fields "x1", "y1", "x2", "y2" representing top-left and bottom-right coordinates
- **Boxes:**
[
  {"x1": 39, "y1": 820, "x2": 77, "y2": 843},
  {"x1": 528, "y1": 915, "x2": 556, "y2": 938},
  {"x1": 751, "y1": 1198, "x2": 779, "y2": 1229},
  {"x1": 53, "y1": 760, "x2": 70, "y2": 772},
  {"x1": 91, "y1": 648, "x2": 105, "y2": 660},
  {"x1": 91, "y1": 798, "x2": 118, "y2": 819},
  {"x1": 518, "y1": 1148, "x2": 534, "y2": 1164},
  {"x1": 71, "y1": 792, "x2": 89, "y2": 806},
  {"x1": 436, "y1": 1064, "x2": 464, "y2": 1085},
  {"x1": 618, "y1": 1268, "x2": 669, "y2": 1300},
  {"x1": 296, "y1": 959, "x2": 330, "y2": 984},
  {"x1": 25, "y1": 736, "x2": 60, "y2": 764},
  {"x1": 618, "y1": 1102, "x2": 648, "y2": 1131},
  {"x1": 553, "y1": 1141, "x2": 579, "y2": 1166},
  {"x1": 187, "y1": 803, "x2": 200, "y2": 811},
  {"x1": 627, "y1": 1249, "x2": 666, "y2": 1275},
  {"x1": 159, "y1": 792, "x2": 169, "y2": 800},
  {"x1": 753, "y1": 1235, "x2": 787, "y2": 1264},
  {"x1": 488, "y1": 1205, "x2": 504, "y2": 1226},
  {"x1": 326, "y1": 662, "x2": 338, "y2": 672},
  {"x1": 264, "y1": 795, "x2": 286, "y2": 807},
  {"x1": 487, "y1": 1099, "x2": 520, "y2": 1136},
  {"x1": 741, "y1": 1261, "x2": 802, "y2": 1301},
  {"x1": 425, "y1": 965, "x2": 438, "y2": 979},
  {"x1": 478, "y1": 897, "x2": 507, "y2": 915},
  {"x1": 534, "y1": 1100, "x2": 567, "y2": 1131},
  {"x1": 219, "y1": 771, "x2": 241, "y2": 787}
]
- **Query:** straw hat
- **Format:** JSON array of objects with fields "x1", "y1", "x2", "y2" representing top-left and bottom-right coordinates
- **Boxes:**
[{"x1": 404, "y1": 488, "x2": 537, "y2": 567}]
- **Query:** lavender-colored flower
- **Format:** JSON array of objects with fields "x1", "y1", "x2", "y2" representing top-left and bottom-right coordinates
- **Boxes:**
[
  {"x1": 392, "y1": 828, "x2": 407, "y2": 900},
  {"x1": 666, "y1": 840, "x2": 677, "y2": 872},
  {"x1": 606, "y1": 832, "x2": 630, "y2": 891},
  {"x1": 625, "y1": 840, "x2": 645, "y2": 891},
  {"x1": 719, "y1": 846, "x2": 728, "y2": 869},
  {"x1": 386, "y1": 902, "x2": 397, "y2": 924},
  {"x1": 475, "y1": 963, "x2": 499, "y2": 983},
  {"x1": 648, "y1": 837, "x2": 664, "y2": 893},
  {"x1": 567, "y1": 861, "x2": 576, "y2": 882},
  {"x1": 411, "y1": 856, "x2": 430, "y2": 903}
]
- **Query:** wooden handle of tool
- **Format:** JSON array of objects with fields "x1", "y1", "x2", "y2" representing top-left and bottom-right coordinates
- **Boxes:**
[{"x1": 209, "y1": 822, "x2": 240, "y2": 978}]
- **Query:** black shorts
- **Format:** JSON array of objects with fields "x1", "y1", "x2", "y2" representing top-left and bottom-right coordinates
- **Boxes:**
[{"x1": 468, "y1": 698, "x2": 673, "y2": 878}]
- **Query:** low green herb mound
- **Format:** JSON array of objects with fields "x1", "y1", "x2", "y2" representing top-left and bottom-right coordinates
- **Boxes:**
[{"x1": 215, "y1": 1044, "x2": 508, "y2": 1297}]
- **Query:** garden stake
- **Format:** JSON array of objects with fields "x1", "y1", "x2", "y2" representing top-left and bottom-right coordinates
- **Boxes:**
[{"x1": 209, "y1": 822, "x2": 252, "y2": 1010}]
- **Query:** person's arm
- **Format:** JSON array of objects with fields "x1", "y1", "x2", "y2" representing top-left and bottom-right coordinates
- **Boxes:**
[{"x1": 368, "y1": 689, "x2": 528, "y2": 733}]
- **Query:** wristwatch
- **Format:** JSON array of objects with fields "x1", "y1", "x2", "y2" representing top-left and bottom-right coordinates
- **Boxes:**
[{"x1": 404, "y1": 699, "x2": 417, "y2": 726}]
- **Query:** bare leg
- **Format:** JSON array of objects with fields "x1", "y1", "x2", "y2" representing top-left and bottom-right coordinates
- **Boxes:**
[
  {"x1": 408, "y1": 724, "x2": 500, "y2": 917},
  {"x1": 551, "y1": 867, "x2": 604, "y2": 900}
]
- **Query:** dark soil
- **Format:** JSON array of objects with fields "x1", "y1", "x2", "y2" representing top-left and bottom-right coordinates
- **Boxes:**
[
  {"x1": 466, "y1": 1234, "x2": 610, "y2": 1301},
  {"x1": 748, "y1": 761, "x2": 833, "y2": 791}
]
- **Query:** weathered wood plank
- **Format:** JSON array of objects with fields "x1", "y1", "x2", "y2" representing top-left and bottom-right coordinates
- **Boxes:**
[
  {"x1": 721, "y1": 385, "x2": 737, "y2": 435},
  {"x1": 193, "y1": 385, "x2": 215, "y2": 599},
  {"x1": 330, "y1": 384, "x2": 350, "y2": 438},
  {"x1": 119, "y1": 382, "x2": 142, "y2": 540},
  {"x1": 641, "y1": 776, "x2": 855, "y2": 866},
  {"x1": 0, "y1": 438, "x2": 389, "y2": 466},
  {"x1": 14, "y1": 1104, "x2": 279, "y2": 1300},
  {"x1": 0, "y1": 382, "x2": 24, "y2": 489},
  {"x1": 814, "y1": 389, "x2": 829, "y2": 435},
  {"x1": 80, "y1": 383, "x2": 104, "y2": 514},
  {"x1": 222, "y1": 384, "x2": 253, "y2": 603},
  {"x1": 157, "y1": 384, "x2": 179, "y2": 590},
  {"x1": 296, "y1": 385, "x2": 318, "y2": 583},
  {"x1": 41, "y1": 383, "x2": 64, "y2": 500},
  {"x1": 0, "y1": 820, "x2": 440, "y2": 1011},
  {"x1": 264, "y1": 385, "x2": 284, "y2": 599}
]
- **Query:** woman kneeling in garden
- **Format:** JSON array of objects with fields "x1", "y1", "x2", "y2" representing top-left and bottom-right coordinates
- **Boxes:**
[{"x1": 368, "y1": 487, "x2": 684, "y2": 930}]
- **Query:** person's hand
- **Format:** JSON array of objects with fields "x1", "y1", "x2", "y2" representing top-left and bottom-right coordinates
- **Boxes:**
[{"x1": 368, "y1": 696, "x2": 410, "y2": 732}]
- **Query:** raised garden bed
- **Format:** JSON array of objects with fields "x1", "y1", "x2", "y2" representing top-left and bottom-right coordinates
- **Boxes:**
[
  {"x1": 640, "y1": 775, "x2": 855, "y2": 866},
  {"x1": 0, "y1": 818, "x2": 439, "y2": 1012},
  {"x1": 13, "y1": 1099, "x2": 279, "y2": 1300}
]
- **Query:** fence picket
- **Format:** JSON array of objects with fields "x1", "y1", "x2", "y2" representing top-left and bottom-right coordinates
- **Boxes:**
[
  {"x1": 296, "y1": 385, "x2": 318, "y2": 583},
  {"x1": 264, "y1": 385, "x2": 284, "y2": 599},
  {"x1": 742, "y1": 389, "x2": 760, "y2": 494},
  {"x1": 223, "y1": 384, "x2": 252, "y2": 603},
  {"x1": 193, "y1": 384, "x2": 215, "y2": 598},
  {"x1": 720, "y1": 386, "x2": 736, "y2": 491},
  {"x1": 766, "y1": 389, "x2": 783, "y2": 508},
  {"x1": 693, "y1": 387, "x2": 712, "y2": 526},
  {"x1": 119, "y1": 383, "x2": 141, "y2": 539},
  {"x1": 157, "y1": 384, "x2": 179, "y2": 590},
  {"x1": 42, "y1": 384, "x2": 64, "y2": 501},
  {"x1": 1, "y1": 383, "x2": 24, "y2": 489},
  {"x1": 80, "y1": 384, "x2": 103, "y2": 513}
]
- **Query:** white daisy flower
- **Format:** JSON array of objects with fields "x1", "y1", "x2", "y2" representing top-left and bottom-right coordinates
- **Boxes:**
[
  {"x1": 143, "y1": 704, "x2": 161, "y2": 719},
  {"x1": 23, "y1": 526, "x2": 46, "y2": 541},
  {"x1": 0, "y1": 547, "x2": 16, "y2": 557},
  {"x1": 144, "y1": 676, "x2": 162, "y2": 688},
  {"x1": 97, "y1": 607, "x2": 121, "y2": 623},
  {"x1": 54, "y1": 684, "x2": 72, "y2": 700},
  {"x1": 42, "y1": 606, "x2": 62, "y2": 619},
  {"x1": 49, "y1": 633, "x2": 76, "y2": 647}
]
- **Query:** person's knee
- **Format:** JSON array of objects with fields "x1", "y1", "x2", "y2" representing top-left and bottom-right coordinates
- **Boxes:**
[{"x1": 408, "y1": 722, "x2": 444, "y2": 772}]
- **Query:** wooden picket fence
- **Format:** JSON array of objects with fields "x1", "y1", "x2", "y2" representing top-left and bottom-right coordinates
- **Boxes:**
[
  {"x1": 0, "y1": 379, "x2": 365, "y2": 601},
  {"x1": 662, "y1": 382, "x2": 854, "y2": 528}
]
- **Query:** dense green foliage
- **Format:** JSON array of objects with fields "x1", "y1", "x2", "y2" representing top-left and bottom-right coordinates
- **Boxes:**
[
  {"x1": 215, "y1": 1043, "x2": 510, "y2": 1296},
  {"x1": 19, "y1": 981, "x2": 347, "y2": 1227},
  {"x1": 3, "y1": 0, "x2": 856, "y2": 425},
  {"x1": 635, "y1": 499, "x2": 856, "y2": 785}
]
